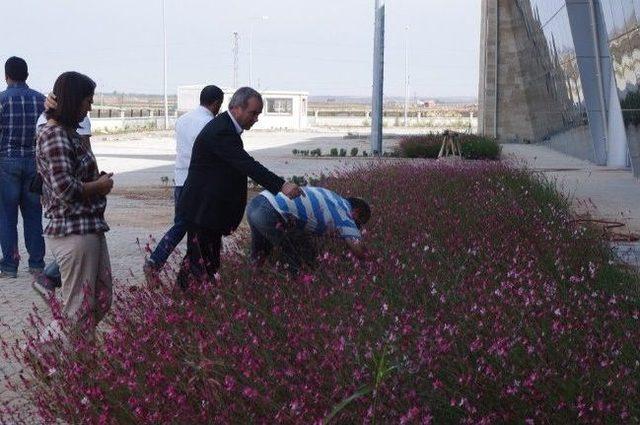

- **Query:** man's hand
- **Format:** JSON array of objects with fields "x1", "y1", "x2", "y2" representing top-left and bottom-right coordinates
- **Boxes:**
[
  {"x1": 346, "y1": 239, "x2": 368, "y2": 261},
  {"x1": 96, "y1": 172, "x2": 114, "y2": 196},
  {"x1": 44, "y1": 93, "x2": 57, "y2": 111},
  {"x1": 281, "y1": 182, "x2": 305, "y2": 199}
]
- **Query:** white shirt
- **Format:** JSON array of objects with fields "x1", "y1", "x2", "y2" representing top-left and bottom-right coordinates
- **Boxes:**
[
  {"x1": 174, "y1": 106, "x2": 215, "y2": 186},
  {"x1": 228, "y1": 111, "x2": 243, "y2": 135},
  {"x1": 36, "y1": 113, "x2": 91, "y2": 136}
]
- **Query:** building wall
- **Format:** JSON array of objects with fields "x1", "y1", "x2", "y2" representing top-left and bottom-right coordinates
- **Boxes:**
[
  {"x1": 601, "y1": 0, "x2": 640, "y2": 175},
  {"x1": 479, "y1": 0, "x2": 628, "y2": 167},
  {"x1": 176, "y1": 86, "x2": 309, "y2": 130}
]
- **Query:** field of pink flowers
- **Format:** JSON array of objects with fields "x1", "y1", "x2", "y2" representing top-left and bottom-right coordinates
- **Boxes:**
[{"x1": 2, "y1": 161, "x2": 639, "y2": 424}]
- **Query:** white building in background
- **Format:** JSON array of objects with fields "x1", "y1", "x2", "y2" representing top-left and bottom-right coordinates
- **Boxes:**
[{"x1": 177, "y1": 85, "x2": 309, "y2": 130}]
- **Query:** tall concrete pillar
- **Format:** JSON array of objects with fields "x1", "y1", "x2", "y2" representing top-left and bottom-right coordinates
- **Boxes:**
[
  {"x1": 478, "y1": 0, "x2": 626, "y2": 166},
  {"x1": 478, "y1": 0, "x2": 538, "y2": 142}
]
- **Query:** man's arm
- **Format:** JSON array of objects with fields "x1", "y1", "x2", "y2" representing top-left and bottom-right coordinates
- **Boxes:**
[{"x1": 208, "y1": 131, "x2": 303, "y2": 198}]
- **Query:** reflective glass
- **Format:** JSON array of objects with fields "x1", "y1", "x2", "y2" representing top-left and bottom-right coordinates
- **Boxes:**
[
  {"x1": 602, "y1": 0, "x2": 640, "y2": 174},
  {"x1": 516, "y1": 0, "x2": 587, "y2": 136},
  {"x1": 602, "y1": 1, "x2": 618, "y2": 39},
  {"x1": 621, "y1": 0, "x2": 638, "y2": 28}
]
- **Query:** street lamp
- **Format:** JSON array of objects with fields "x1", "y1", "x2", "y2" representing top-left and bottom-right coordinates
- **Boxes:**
[
  {"x1": 404, "y1": 25, "x2": 410, "y2": 127},
  {"x1": 162, "y1": 0, "x2": 169, "y2": 130},
  {"x1": 249, "y1": 15, "x2": 269, "y2": 87}
]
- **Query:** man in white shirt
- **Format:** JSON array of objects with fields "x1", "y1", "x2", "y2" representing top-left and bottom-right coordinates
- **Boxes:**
[{"x1": 145, "y1": 85, "x2": 224, "y2": 276}]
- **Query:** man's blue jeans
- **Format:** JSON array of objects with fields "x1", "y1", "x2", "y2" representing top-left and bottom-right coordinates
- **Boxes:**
[
  {"x1": 149, "y1": 186, "x2": 186, "y2": 267},
  {"x1": 0, "y1": 157, "x2": 45, "y2": 273}
]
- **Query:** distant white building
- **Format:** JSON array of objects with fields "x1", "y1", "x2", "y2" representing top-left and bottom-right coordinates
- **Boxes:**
[{"x1": 177, "y1": 85, "x2": 309, "y2": 130}]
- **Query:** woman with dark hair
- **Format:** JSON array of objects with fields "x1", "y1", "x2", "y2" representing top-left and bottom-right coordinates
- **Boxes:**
[{"x1": 36, "y1": 71, "x2": 114, "y2": 339}]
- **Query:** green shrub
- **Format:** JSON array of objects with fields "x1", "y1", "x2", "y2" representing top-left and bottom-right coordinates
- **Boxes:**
[
  {"x1": 350, "y1": 148, "x2": 359, "y2": 157},
  {"x1": 330, "y1": 148, "x2": 339, "y2": 157},
  {"x1": 289, "y1": 175, "x2": 307, "y2": 186},
  {"x1": 339, "y1": 148, "x2": 347, "y2": 157},
  {"x1": 396, "y1": 135, "x2": 441, "y2": 159},
  {"x1": 396, "y1": 133, "x2": 501, "y2": 160},
  {"x1": 459, "y1": 136, "x2": 502, "y2": 160}
]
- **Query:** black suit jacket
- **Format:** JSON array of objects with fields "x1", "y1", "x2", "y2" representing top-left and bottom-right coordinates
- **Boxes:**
[{"x1": 177, "y1": 111, "x2": 285, "y2": 234}]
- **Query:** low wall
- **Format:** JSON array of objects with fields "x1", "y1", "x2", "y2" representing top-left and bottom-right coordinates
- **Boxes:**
[
  {"x1": 309, "y1": 115, "x2": 478, "y2": 132},
  {"x1": 90, "y1": 115, "x2": 478, "y2": 133},
  {"x1": 91, "y1": 117, "x2": 177, "y2": 133}
]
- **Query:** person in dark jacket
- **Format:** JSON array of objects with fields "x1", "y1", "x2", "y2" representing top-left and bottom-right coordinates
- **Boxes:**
[{"x1": 176, "y1": 87, "x2": 302, "y2": 288}]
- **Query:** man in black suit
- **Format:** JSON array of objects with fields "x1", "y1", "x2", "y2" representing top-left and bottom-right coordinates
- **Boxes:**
[{"x1": 176, "y1": 87, "x2": 302, "y2": 288}]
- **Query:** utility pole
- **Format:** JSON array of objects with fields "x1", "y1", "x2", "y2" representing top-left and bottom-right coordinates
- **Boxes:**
[
  {"x1": 233, "y1": 32, "x2": 240, "y2": 89},
  {"x1": 249, "y1": 16, "x2": 269, "y2": 87},
  {"x1": 162, "y1": 0, "x2": 169, "y2": 129},
  {"x1": 404, "y1": 25, "x2": 410, "y2": 127},
  {"x1": 371, "y1": 0, "x2": 385, "y2": 155}
]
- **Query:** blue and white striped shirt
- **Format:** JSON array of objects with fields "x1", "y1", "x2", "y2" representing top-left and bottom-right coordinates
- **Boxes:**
[
  {"x1": 0, "y1": 82, "x2": 45, "y2": 158},
  {"x1": 260, "y1": 186, "x2": 362, "y2": 240}
]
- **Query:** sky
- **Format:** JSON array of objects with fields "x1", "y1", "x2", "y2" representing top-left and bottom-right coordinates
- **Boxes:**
[{"x1": 2, "y1": 0, "x2": 481, "y2": 98}]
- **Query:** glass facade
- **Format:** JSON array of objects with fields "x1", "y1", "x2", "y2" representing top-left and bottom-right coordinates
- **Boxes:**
[
  {"x1": 601, "y1": 0, "x2": 640, "y2": 172},
  {"x1": 515, "y1": 0, "x2": 589, "y2": 139}
]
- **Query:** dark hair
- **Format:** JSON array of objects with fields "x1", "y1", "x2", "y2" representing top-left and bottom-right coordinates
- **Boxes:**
[
  {"x1": 5, "y1": 57, "x2": 28, "y2": 82},
  {"x1": 228, "y1": 87, "x2": 262, "y2": 109},
  {"x1": 45, "y1": 72, "x2": 96, "y2": 129},
  {"x1": 200, "y1": 85, "x2": 224, "y2": 106},
  {"x1": 347, "y1": 197, "x2": 371, "y2": 227}
]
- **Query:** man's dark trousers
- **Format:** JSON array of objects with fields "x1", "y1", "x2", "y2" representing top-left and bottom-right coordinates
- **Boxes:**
[{"x1": 176, "y1": 224, "x2": 222, "y2": 290}]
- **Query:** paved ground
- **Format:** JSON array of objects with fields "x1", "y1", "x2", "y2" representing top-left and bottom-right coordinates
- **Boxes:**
[
  {"x1": 502, "y1": 144, "x2": 640, "y2": 234},
  {"x1": 2, "y1": 132, "x2": 640, "y2": 414}
]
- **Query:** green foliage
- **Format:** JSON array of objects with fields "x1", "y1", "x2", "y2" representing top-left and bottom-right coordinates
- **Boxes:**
[
  {"x1": 330, "y1": 148, "x2": 339, "y2": 157},
  {"x1": 289, "y1": 175, "x2": 307, "y2": 186},
  {"x1": 397, "y1": 133, "x2": 502, "y2": 160},
  {"x1": 459, "y1": 136, "x2": 502, "y2": 160},
  {"x1": 339, "y1": 148, "x2": 347, "y2": 157},
  {"x1": 350, "y1": 148, "x2": 359, "y2": 157},
  {"x1": 396, "y1": 136, "x2": 441, "y2": 159}
]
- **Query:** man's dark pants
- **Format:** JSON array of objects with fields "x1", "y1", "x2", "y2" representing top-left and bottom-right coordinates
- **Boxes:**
[
  {"x1": 0, "y1": 157, "x2": 45, "y2": 273},
  {"x1": 176, "y1": 224, "x2": 222, "y2": 290}
]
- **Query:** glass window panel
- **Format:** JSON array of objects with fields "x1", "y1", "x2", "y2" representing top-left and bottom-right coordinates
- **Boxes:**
[
  {"x1": 634, "y1": 0, "x2": 640, "y2": 19},
  {"x1": 602, "y1": 0, "x2": 618, "y2": 40},
  {"x1": 612, "y1": 0, "x2": 628, "y2": 36},
  {"x1": 266, "y1": 98, "x2": 293, "y2": 115},
  {"x1": 621, "y1": 0, "x2": 638, "y2": 27}
]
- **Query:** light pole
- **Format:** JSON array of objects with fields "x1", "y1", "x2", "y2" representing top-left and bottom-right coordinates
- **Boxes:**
[
  {"x1": 404, "y1": 25, "x2": 410, "y2": 127},
  {"x1": 249, "y1": 15, "x2": 269, "y2": 87},
  {"x1": 162, "y1": 0, "x2": 169, "y2": 130},
  {"x1": 371, "y1": 0, "x2": 385, "y2": 155},
  {"x1": 233, "y1": 32, "x2": 240, "y2": 89}
]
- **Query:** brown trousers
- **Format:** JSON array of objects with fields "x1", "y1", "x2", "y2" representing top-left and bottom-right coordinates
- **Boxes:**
[{"x1": 48, "y1": 233, "x2": 113, "y2": 330}]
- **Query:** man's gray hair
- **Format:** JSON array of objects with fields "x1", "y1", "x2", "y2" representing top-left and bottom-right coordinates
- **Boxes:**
[{"x1": 228, "y1": 87, "x2": 262, "y2": 109}]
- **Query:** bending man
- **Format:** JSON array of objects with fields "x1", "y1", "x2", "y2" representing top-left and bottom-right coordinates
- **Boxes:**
[{"x1": 247, "y1": 186, "x2": 371, "y2": 274}]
